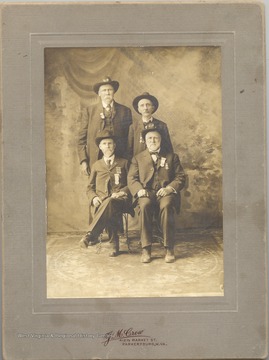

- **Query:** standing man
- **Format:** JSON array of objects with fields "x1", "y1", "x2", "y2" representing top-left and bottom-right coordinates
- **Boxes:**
[
  {"x1": 128, "y1": 127, "x2": 185, "y2": 263},
  {"x1": 80, "y1": 130, "x2": 133, "y2": 257},
  {"x1": 78, "y1": 76, "x2": 132, "y2": 175},
  {"x1": 127, "y1": 92, "x2": 173, "y2": 159}
]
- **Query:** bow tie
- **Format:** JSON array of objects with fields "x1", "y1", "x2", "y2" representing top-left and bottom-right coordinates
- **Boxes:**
[
  {"x1": 144, "y1": 122, "x2": 154, "y2": 129},
  {"x1": 150, "y1": 151, "x2": 160, "y2": 158}
]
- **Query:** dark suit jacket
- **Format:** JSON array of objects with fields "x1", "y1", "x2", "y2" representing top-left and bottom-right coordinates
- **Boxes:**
[
  {"x1": 78, "y1": 101, "x2": 132, "y2": 169},
  {"x1": 128, "y1": 149, "x2": 185, "y2": 213},
  {"x1": 127, "y1": 117, "x2": 173, "y2": 159},
  {"x1": 87, "y1": 156, "x2": 132, "y2": 212}
]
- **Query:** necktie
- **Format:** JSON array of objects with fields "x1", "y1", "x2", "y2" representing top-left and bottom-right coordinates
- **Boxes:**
[
  {"x1": 107, "y1": 159, "x2": 112, "y2": 168},
  {"x1": 105, "y1": 104, "x2": 112, "y2": 118}
]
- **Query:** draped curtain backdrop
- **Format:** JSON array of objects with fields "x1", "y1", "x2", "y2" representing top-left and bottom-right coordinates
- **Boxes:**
[{"x1": 45, "y1": 47, "x2": 222, "y2": 232}]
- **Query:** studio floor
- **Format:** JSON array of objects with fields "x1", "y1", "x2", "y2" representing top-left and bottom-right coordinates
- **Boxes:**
[{"x1": 46, "y1": 228, "x2": 224, "y2": 298}]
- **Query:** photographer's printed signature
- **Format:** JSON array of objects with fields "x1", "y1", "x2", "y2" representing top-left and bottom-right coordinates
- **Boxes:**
[{"x1": 102, "y1": 328, "x2": 167, "y2": 347}]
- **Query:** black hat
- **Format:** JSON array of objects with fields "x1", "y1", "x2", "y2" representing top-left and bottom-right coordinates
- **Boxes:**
[
  {"x1": 93, "y1": 76, "x2": 119, "y2": 94},
  {"x1": 141, "y1": 126, "x2": 163, "y2": 141},
  {"x1": 132, "y1": 92, "x2": 159, "y2": 114},
  {"x1": 95, "y1": 130, "x2": 117, "y2": 146}
]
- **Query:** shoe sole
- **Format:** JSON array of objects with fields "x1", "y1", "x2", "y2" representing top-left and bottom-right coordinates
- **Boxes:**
[
  {"x1": 87, "y1": 241, "x2": 97, "y2": 246},
  {"x1": 79, "y1": 239, "x2": 89, "y2": 248},
  {"x1": 109, "y1": 252, "x2": 119, "y2": 257}
]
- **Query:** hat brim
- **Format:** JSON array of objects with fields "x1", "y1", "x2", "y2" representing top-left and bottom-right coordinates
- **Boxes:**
[
  {"x1": 93, "y1": 80, "x2": 119, "y2": 94},
  {"x1": 95, "y1": 135, "x2": 117, "y2": 146},
  {"x1": 141, "y1": 127, "x2": 163, "y2": 141},
  {"x1": 133, "y1": 94, "x2": 159, "y2": 114}
]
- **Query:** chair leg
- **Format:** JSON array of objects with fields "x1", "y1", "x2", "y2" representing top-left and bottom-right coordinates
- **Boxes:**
[{"x1": 123, "y1": 213, "x2": 132, "y2": 253}]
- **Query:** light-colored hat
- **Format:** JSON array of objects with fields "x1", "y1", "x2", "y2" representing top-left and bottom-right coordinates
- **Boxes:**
[{"x1": 93, "y1": 76, "x2": 119, "y2": 94}]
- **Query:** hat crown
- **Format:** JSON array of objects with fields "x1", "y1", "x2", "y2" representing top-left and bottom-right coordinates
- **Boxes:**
[
  {"x1": 102, "y1": 76, "x2": 112, "y2": 82},
  {"x1": 141, "y1": 125, "x2": 163, "y2": 141},
  {"x1": 98, "y1": 129, "x2": 114, "y2": 138},
  {"x1": 93, "y1": 77, "x2": 119, "y2": 94},
  {"x1": 95, "y1": 129, "x2": 116, "y2": 146},
  {"x1": 132, "y1": 92, "x2": 159, "y2": 114}
]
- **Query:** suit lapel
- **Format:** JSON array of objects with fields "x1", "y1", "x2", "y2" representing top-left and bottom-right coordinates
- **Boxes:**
[
  {"x1": 100, "y1": 158, "x2": 108, "y2": 170},
  {"x1": 143, "y1": 150, "x2": 153, "y2": 163},
  {"x1": 110, "y1": 157, "x2": 118, "y2": 171},
  {"x1": 156, "y1": 149, "x2": 167, "y2": 169},
  {"x1": 142, "y1": 150, "x2": 155, "y2": 183},
  {"x1": 111, "y1": 102, "x2": 118, "y2": 120},
  {"x1": 97, "y1": 103, "x2": 106, "y2": 130}
]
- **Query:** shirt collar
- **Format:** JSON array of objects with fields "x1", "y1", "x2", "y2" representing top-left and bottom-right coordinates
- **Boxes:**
[
  {"x1": 142, "y1": 116, "x2": 153, "y2": 124},
  {"x1": 102, "y1": 100, "x2": 114, "y2": 109},
  {"x1": 103, "y1": 154, "x2": 115, "y2": 163},
  {"x1": 149, "y1": 148, "x2": 160, "y2": 154}
]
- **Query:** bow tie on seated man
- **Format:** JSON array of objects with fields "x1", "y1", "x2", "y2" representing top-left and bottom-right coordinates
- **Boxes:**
[
  {"x1": 79, "y1": 129, "x2": 133, "y2": 257},
  {"x1": 128, "y1": 126, "x2": 186, "y2": 264},
  {"x1": 149, "y1": 150, "x2": 160, "y2": 164},
  {"x1": 149, "y1": 151, "x2": 160, "y2": 156}
]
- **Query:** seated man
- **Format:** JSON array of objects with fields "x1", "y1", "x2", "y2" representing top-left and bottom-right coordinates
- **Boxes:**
[
  {"x1": 128, "y1": 127, "x2": 186, "y2": 263},
  {"x1": 80, "y1": 130, "x2": 133, "y2": 257}
]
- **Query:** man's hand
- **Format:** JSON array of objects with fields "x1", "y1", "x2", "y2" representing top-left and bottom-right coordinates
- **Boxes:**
[
  {"x1": 80, "y1": 161, "x2": 90, "y2": 176},
  {"x1": 156, "y1": 187, "x2": 174, "y2": 197},
  {"x1": 92, "y1": 196, "x2": 102, "y2": 207},
  {"x1": 137, "y1": 189, "x2": 149, "y2": 198},
  {"x1": 111, "y1": 191, "x2": 127, "y2": 199}
]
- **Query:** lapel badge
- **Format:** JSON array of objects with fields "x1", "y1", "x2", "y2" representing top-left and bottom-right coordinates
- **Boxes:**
[
  {"x1": 116, "y1": 166, "x2": 122, "y2": 174},
  {"x1": 114, "y1": 173, "x2": 120, "y2": 185},
  {"x1": 160, "y1": 157, "x2": 166, "y2": 168}
]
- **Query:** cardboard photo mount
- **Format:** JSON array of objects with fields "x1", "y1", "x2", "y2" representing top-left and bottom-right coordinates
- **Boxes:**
[{"x1": 1, "y1": 2, "x2": 268, "y2": 359}]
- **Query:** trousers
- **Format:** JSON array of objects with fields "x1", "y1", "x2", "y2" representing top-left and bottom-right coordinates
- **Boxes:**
[
  {"x1": 138, "y1": 192, "x2": 176, "y2": 249},
  {"x1": 89, "y1": 197, "x2": 128, "y2": 241}
]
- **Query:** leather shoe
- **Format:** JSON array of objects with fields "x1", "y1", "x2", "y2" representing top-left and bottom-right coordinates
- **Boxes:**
[
  {"x1": 109, "y1": 251, "x2": 119, "y2": 257},
  {"x1": 165, "y1": 248, "x2": 175, "y2": 263},
  {"x1": 79, "y1": 232, "x2": 97, "y2": 248},
  {"x1": 141, "y1": 247, "x2": 151, "y2": 263},
  {"x1": 109, "y1": 235, "x2": 119, "y2": 257}
]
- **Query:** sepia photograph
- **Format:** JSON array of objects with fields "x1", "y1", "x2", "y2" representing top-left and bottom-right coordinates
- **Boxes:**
[
  {"x1": 1, "y1": 2, "x2": 267, "y2": 360},
  {"x1": 45, "y1": 46, "x2": 223, "y2": 298}
]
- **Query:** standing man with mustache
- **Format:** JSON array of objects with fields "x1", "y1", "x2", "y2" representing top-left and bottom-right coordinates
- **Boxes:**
[
  {"x1": 78, "y1": 77, "x2": 132, "y2": 176},
  {"x1": 127, "y1": 92, "x2": 173, "y2": 159}
]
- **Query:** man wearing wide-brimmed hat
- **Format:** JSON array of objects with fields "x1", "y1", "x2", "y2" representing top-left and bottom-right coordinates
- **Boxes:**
[
  {"x1": 128, "y1": 126, "x2": 185, "y2": 263},
  {"x1": 127, "y1": 92, "x2": 173, "y2": 159},
  {"x1": 78, "y1": 76, "x2": 132, "y2": 176},
  {"x1": 80, "y1": 129, "x2": 133, "y2": 257}
]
